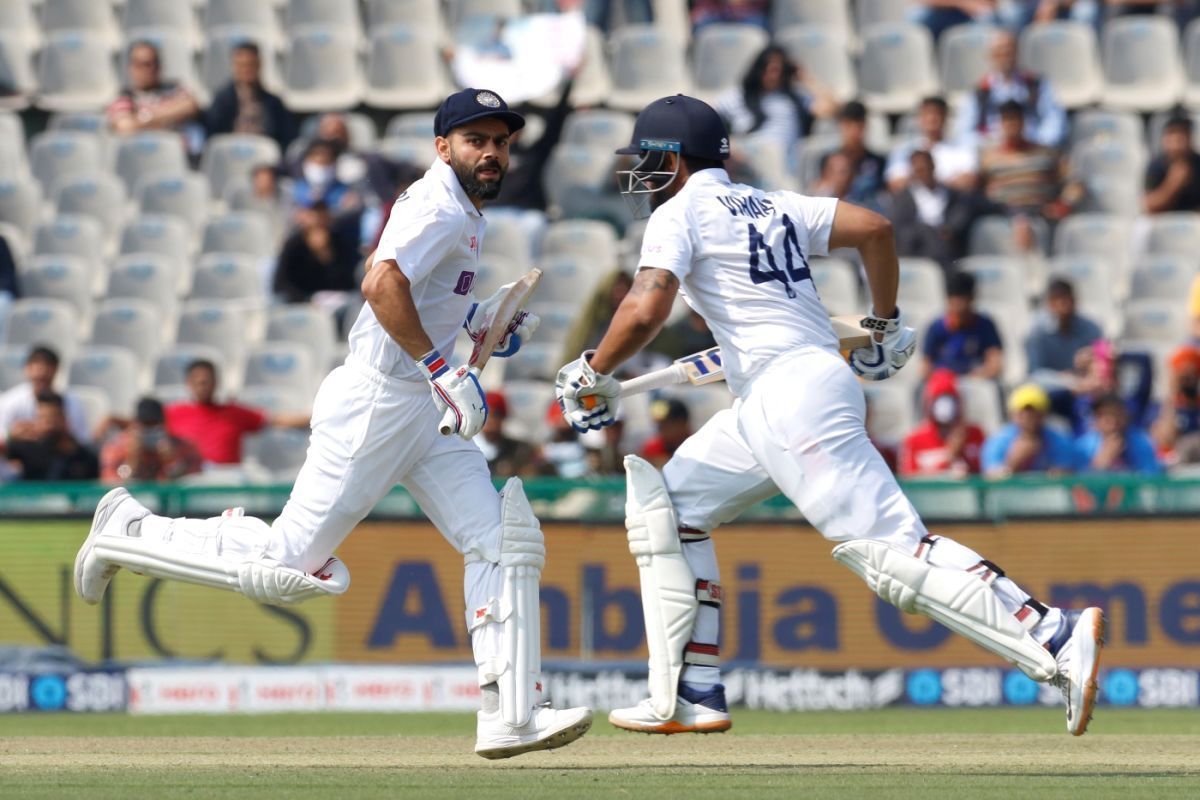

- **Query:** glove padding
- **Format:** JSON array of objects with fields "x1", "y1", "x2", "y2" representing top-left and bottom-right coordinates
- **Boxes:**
[
  {"x1": 464, "y1": 283, "x2": 540, "y2": 359},
  {"x1": 848, "y1": 309, "x2": 917, "y2": 382},
  {"x1": 555, "y1": 350, "x2": 621, "y2": 432},
  {"x1": 417, "y1": 350, "x2": 489, "y2": 438}
]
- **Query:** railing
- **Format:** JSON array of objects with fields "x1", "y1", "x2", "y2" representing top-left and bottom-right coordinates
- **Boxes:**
[{"x1": 1, "y1": 474, "x2": 1198, "y2": 522}]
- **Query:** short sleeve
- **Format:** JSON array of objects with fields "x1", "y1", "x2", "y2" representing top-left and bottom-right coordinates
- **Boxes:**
[
  {"x1": 980, "y1": 430, "x2": 1007, "y2": 472},
  {"x1": 231, "y1": 404, "x2": 268, "y2": 434},
  {"x1": 1145, "y1": 158, "x2": 1167, "y2": 191},
  {"x1": 788, "y1": 195, "x2": 838, "y2": 256},
  {"x1": 980, "y1": 315, "x2": 1004, "y2": 351},
  {"x1": 922, "y1": 319, "x2": 945, "y2": 358},
  {"x1": 639, "y1": 201, "x2": 695, "y2": 280},
  {"x1": 374, "y1": 198, "x2": 463, "y2": 285}
]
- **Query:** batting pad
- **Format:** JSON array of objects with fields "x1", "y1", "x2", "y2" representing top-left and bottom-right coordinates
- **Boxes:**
[
  {"x1": 832, "y1": 539, "x2": 1058, "y2": 682},
  {"x1": 624, "y1": 455, "x2": 699, "y2": 720}
]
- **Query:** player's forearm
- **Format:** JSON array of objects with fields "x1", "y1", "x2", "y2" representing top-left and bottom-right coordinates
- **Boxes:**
[
  {"x1": 362, "y1": 259, "x2": 435, "y2": 359},
  {"x1": 589, "y1": 268, "x2": 679, "y2": 374},
  {"x1": 829, "y1": 202, "x2": 898, "y2": 318}
]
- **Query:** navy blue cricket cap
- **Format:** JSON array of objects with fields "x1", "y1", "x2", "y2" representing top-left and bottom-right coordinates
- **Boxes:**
[
  {"x1": 433, "y1": 88, "x2": 525, "y2": 138},
  {"x1": 616, "y1": 94, "x2": 731, "y2": 161}
]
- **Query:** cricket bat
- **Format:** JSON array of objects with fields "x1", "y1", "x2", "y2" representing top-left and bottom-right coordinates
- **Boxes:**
[
  {"x1": 438, "y1": 268, "x2": 542, "y2": 435},
  {"x1": 611, "y1": 314, "x2": 874, "y2": 399}
]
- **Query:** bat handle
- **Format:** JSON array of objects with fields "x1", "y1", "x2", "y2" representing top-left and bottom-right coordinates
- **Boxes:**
[{"x1": 619, "y1": 364, "x2": 688, "y2": 397}]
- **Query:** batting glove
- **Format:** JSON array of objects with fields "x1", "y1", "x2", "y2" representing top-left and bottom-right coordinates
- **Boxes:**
[
  {"x1": 464, "y1": 283, "x2": 541, "y2": 359},
  {"x1": 555, "y1": 351, "x2": 621, "y2": 432},
  {"x1": 417, "y1": 349, "x2": 489, "y2": 438},
  {"x1": 848, "y1": 308, "x2": 917, "y2": 382}
]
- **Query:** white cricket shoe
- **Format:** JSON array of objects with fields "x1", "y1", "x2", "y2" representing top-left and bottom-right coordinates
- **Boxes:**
[
  {"x1": 609, "y1": 682, "x2": 732, "y2": 734},
  {"x1": 74, "y1": 487, "x2": 149, "y2": 604},
  {"x1": 474, "y1": 704, "x2": 593, "y2": 760},
  {"x1": 1050, "y1": 607, "x2": 1106, "y2": 736}
]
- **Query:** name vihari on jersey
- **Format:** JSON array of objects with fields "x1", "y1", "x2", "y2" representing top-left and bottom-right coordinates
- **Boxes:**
[{"x1": 716, "y1": 194, "x2": 775, "y2": 218}]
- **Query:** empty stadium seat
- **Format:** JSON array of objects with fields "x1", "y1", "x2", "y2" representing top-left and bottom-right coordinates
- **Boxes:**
[
  {"x1": 243, "y1": 342, "x2": 315, "y2": 398},
  {"x1": 541, "y1": 220, "x2": 619, "y2": 266},
  {"x1": 374, "y1": 135, "x2": 435, "y2": 169},
  {"x1": 108, "y1": 253, "x2": 182, "y2": 315},
  {"x1": 121, "y1": 0, "x2": 200, "y2": 46},
  {"x1": 53, "y1": 173, "x2": 128, "y2": 247},
  {"x1": 537, "y1": 256, "x2": 607, "y2": 304},
  {"x1": 1130, "y1": 254, "x2": 1198, "y2": 301},
  {"x1": 975, "y1": 298, "x2": 1029, "y2": 383},
  {"x1": 897, "y1": 257, "x2": 947, "y2": 315},
  {"x1": 861, "y1": 381, "x2": 917, "y2": 444},
  {"x1": 1069, "y1": 109, "x2": 1145, "y2": 156},
  {"x1": 136, "y1": 173, "x2": 211, "y2": 236},
  {"x1": 3, "y1": 298, "x2": 79, "y2": 361},
  {"x1": 235, "y1": 385, "x2": 302, "y2": 417},
  {"x1": 22, "y1": 254, "x2": 94, "y2": 320},
  {"x1": 542, "y1": 144, "x2": 621, "y2": 219},
  {"x1": 40, "y1": 0, "x2": 120, "y2": 49},
  {"x1": 242, "y1": 427, "x2": 312, "y2": 481},
  {"x1": 736, "y1": 135, "x2": 798, "y2": 192},
  {"x1": 67, "y1": 345, "x2": 142, "y2": 416},
  {"x1": 498, "y1": 379, "x2": 556, "y2": 443},
  {"x1": 1019, "y1": 21, "x2": 1103, "y2": 108},
  {"x1": 451, "y1": 0, "x2": 523, "y2": 26},
  {"x1": 772, "y1": 0, "x2": 854, "y2": 41},
  {"x1": 201, "y1": 212, "x2": 275, "y2": 259},
  {"x1": 0, "y1": 0, "x2": 41, "y2": 51},
  {"x1": 1122, "y1": 299, "x2": 1189, "y2": 343},
  {"x1": 855, "y1": 0, "x2": 913, "y2": 28},
  {"x1": 957, "y1": 376, "x2": 1005, "y2": 435},
  {"x1": 203, "y1": 0, "x2": 281, "y2": 46},
  {"x1": 285, "y1": 0, "x2": 364, "y2": 42},
  {"x1": 776, "y1": 24, "x2": 857, "y2": 103},
  {"x1": 570, "y1": 26, "x2": 613, "y2": 108},
  {"x1": 69, "y1": 384, "x2": 111, "y2": 439},
  {"x1": 1080, "y1": 174, "x2": 1141, "y2": 216},
  {"x1": 957, "y1": 255, "x2": 1026, "y2": 304},
  {"x1": 809, "y1": 257, "x2": 860, "y2": 316},
  {"x1": 0, "y1": 344, "x2": 28, "y2": 391},
  {"x1": 283, "y1": 27, "x2": 364, "y2": 113},
  {"x1": 0, "y1": 178, "x2": 43, "y2": 243},
  {"x1": 1071, "y1": 140, "x2": 1143, "y2": 182},
  {"x1": 1047, "y1": 253, "x2": 1119, "y2": 308},
  {"x1": 561, "y1": 109, "x2": 636, "y2": 151},
  {"x1": 858, "y1": 23, "x2": 938, "y2": 114},
  {"x1": 474, "y1": 255, "x2": 528, "y2": 294},
  {"x1": 968, "y1": 215, "x2": 1049, "y2": 256},
  {"x1": 154, "y1": 343, "x2": 225, "y2": 388},
  {"x1": 692, "y1": 24, "x2": 770, "y2": 100},
  {"x1": 91, "y1": 298, "x2": 165, "y2": 367},
  {"x1": 1052, "y1": 213, "x2": 1132, "y2": 266},
  {"x1": 35, "y1": 31, "x2": 121, "y2": 113},
  {"x1": 0, "y1": 111, "x2": 28, "y2": 179},
  {"x1": 33, "y1": 214, "x2": 104, "y2": 259},
  {"x1": 0, "y1": 31, "x2": 36, "y2": 111},
  {"x1": 176, "y1": 300, "x2": 251, "y2": 384},
  {"x1": 366, "y1": 0, "x2": 443, "y2": 37},
  {"x1": 1102, "y1": 16, "x2": 1184, "y2": 112},
  {"x1": 364, "y1": 24, "x2": 454, "y2": 110},
  {"x1": 384, "y1": 112, "x2": 437, "y2": 141},
  {"x1": 30, "y1": 130, "x2": 104, "y2": 194},
  {"x1": 1184, "y1": 18, "x2": 1200, "y2": 107},
  {"x1": 266, "y1": 305, "x2": 337, "y2": 375},
  {"x1": 119, "y1": 215, "x2": 193, "y2": 270},
  {"x1": 608, "y1": 25, "x2": 692, "y2": 112},
  {"x1": 192, "y1": 253, "x2": 265, "y2": 301},
  {"x1": 939, "y1": 24, "x2": 996, "y2": 97},
  {"x1": 201, "y1": 134, "x2": 282, "y2": 200},
  {"x1": 113, "y1": 131, "x2": 190, "y2": 194},
  {"x1": 1144, "y1": 212, "x2": 1200, "y2": 256}
]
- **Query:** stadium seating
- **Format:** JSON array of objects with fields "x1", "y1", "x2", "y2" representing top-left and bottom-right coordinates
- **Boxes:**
[
  {"x1": 364, "y1": 24, "x2": 454, "y2": 110},
  {"x1": 176, "y1": 300, "x2": 252, "y2": 385},
  {"x1": 192, "y1": 253, "x2": 265, "y2": 302},
  {"x1": 939, "y1": 24, "x2": 996, "y2": 98},
  {"x1": 154, "y1": 343, "x2": 226, "y2": 388},
  {"x1": 243, "y1": 342, "x2": 316, "y2": 399},
  {"x1": 67, "y1": 345, "x2": 142, "y2": 417},
  {"x1": 1019, "y1": 21, "x2": 1103, "y2": 108},
  {"x1": 242, "y1": 427, "x2": 312, "y2": 482},
  {"x1": 201, "y1": 134, "x2": 282, "y2": 200},
  {"x1": 40, "y1": 0, "x2": 121, "y2": 50},
  {"x1": 53, "y1": 173, "x2": 128, "y2": 251},
  {"x1": 365, "y1": 0, "x2": 444, "y2": 38},
  {"x1": 1101, "y1": 15, "x2": 1184, "y2": 112},
  {"x1": 200, "y1": 28, "x2": 282, "y2": 95},
  {"x1": 0, "y1": 177, "x2": 43, "y2": 243},
  {"x1": 771, "y1": 0, "x2": 855, "y2": 43},
  {"x1": 1130, "y1": 254, "x2": 1199, "y2": 302},
  {"x1": 202, "y1": 0, "x2": 281, "y2": 47},
  {"x1": 541, "y1": 220, "x2": 620, "y2": 267},
  {"x1": 283, "y1": 27, "x2": 364, "y2": 113},
  {"x1": 608, "y1": 25, "x2": 692, "y2": 112},
  {"x1": 858, "y1": 23, "x2": 938, "y2": 113},
  {"x1": 118, "y1": 30, "x2": 203, "y2": 100},
  {"x1": 776, "y1": 24, "x2": 857, "y2": 103},
  {"x1": 108, "y1": 253, "x2": 182, "y2": 317},
  {"x1": 0, "y1": 344, "x2": 32, "y2": 391},
  {"x1": 114, "y1": 132, "x2": 190, "y2": 194},
  {"x1": 35, "y1": 31, "x2": 120, "y2": 113},
  {"x1": 34, "y1": 214, "x2": 104, "y2": 261},
  {"x1": 285, "y1": 0, "x2": 365, "y2": 44},
  {"x1": 854, "y1": 0, "x2": 913, "y2": 29},
  {"x1": 957, "y1": 256, "x2": 1027, "y2": 304},
  {"x1": 22, "y1": 253, "x2": 94, "y2": 321},
  {"x1": 692, "y1": 23, "x2": 771, "y2": 101},
  {"x1": 200, "y1": 212, "x2": 275, "y2": 259},
  {"x1": 90, "y1": 298, "x2": 166, "y2": 368},
  {"x1": 121, "y1": 0, "x2": 201, "y2": 48},
  {"x1": 137, "y1": 173, "x2": 211, "y2": 240},
  {"x1": 4, "y1": 298, "x2": 79, "y2": 361},
  {"x1": 1123, "y1": 299, "x2": 1190, "y2": 344},
  {"x1": 0, "y1": 31, "x2": 37, "y2": 111},
  {"x1": 809, "y1": 257, "x2": 860, "y2": 317},
  {"x1": 266, "y1": 305, "x2": 338, "y2": 376},
  {"x1": 119, "y1": 216, "x2": 194, "y2": 286},
  {"x1": 30, "y1": 130, "x2": 104, "y2": 194}
]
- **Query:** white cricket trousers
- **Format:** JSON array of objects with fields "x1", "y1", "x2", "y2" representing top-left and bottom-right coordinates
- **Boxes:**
[{"x1": 662, "y1": 346, "x2": 1062, "y2": 683}]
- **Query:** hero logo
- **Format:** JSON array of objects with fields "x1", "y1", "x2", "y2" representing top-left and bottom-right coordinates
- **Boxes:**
[{"x1": 453, "y1": 271, "x2": 476, "y2": 296}]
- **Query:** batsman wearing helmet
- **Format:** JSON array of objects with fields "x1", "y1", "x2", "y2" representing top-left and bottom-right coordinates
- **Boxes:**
[
  {"x1": 555, "y1": 95, "x2": 1104, "y2": 736},
  {"x1": 76, "y1": 88, "x2": 592, "y2": 759}
]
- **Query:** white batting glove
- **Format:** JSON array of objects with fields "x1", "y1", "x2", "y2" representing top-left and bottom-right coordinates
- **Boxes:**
[
  {"x1": 848, "y1": 308, "x2": 917, "y2": 382},
  {"x1": 464, "y1": 283, "x2": 541, "y2": 358},
  {"x1": 555, "y1": 350, "x2": 622, "y2": 432},
  {"x1": 417, "y1": 349, "x2": 488, "y2": 438}
]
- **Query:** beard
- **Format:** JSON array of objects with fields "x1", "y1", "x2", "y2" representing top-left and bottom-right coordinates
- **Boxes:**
[{"x1": 452, "y1": 156, "x2": 506, "y2": 201}]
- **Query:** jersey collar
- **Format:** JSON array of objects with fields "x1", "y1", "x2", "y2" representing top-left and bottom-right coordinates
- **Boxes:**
[
  {"x1": 686, "y1": 167, "x2": 731, "y2": 192},
  {"x1": 429, "y1": 158, "x2": 484, "y2": 218}
]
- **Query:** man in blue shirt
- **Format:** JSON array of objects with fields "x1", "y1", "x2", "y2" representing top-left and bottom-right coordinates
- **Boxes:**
[
  {"x1": 921, "y1": 271, "x2": 1004, "y2": 381},
  {"x1": 982, "y1": 383, "x2": 1077, "y2": 478},
  {"x1": 1076, "y1": 393, "x2": 1163, "y2": 475}
]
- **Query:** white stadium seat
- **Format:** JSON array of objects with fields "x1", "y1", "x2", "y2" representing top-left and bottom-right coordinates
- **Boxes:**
[
  {"x1": 809, "y1": 257, "x2": 860, "y2": 317},
  {"x1": 113, "y1": 131, "x2": 190, "y2": 194},
  {"x1": 692, "y1": 23, "x2": 770, "y2": 101},
  {"x1": 1102, "y1": 16, "x2": 1184, "y2": 112},
  {"x1": 243, "y1": 342, "x2": 316, "y2": 398},
  {"x1": 0, "y1": 178, "x2": 44, "y2": 243},
  {"x1": 776, "y1": 25, "x2": 857, "y2": 103},
  {"x1": 192, "y1": 253, "x2": 265, "y2": 301},
  {"x1": 35, "y1": 31, "x2": 121, "y2": 113},
  {"x1": 154, "y1": 343, "x2": 226, "y2": 388},
  {"x1": 541, "y1": 220, "x2": 619, "y2": 267},
  {"x1": 201, "y1": 212, "x2": 275, "y2": 259},
  {"x1": 266, "y1": 305, "x2": 338, "y2": 376},
  {"x1": 91, "y1": 298, "x2": 166, "y2": 367},
  {"x1": 772, "y1": 0, "x2": 854, "y2": 42},
  {"x1": 40, "y1": 0, "x2": 120, "y2": 49},
  {"x1": 201, "y1": 134, "x2": 283, "y2": 200},
  {"x1": 858, "y1": 22, "x2": 938, "y2": 114},
  {"x1": 0, "y1": 31, "x2": 36, "y2": 111},
  {"x1": 607, "y1": 25, "x2": 692, "y2": 112},
  {"x1": 137, "y1": 173, "x2": 211, "y2": 237},
  {"x1": 30, "y1": 130, "x2": 104, "y2": 194},
  {"x1": 282, "y1": 27, "x2": 364, "y2": 113},
  {"x1": 22, "y1": 254, "x2": 94, "y2": 320},
  {"x1": 108, "y1": 253, "x2": 182, "y2": 316},
  {"x1": 1019, "y1": 21, "x2": 1103, "y2": 109},
  {"x1": 364, "y1": 24, "x2": 454, "y2": 110},
  {"x1": 67, "y1": 345, "x2": 143, "y2": 417},
  {"x1": 3, "y1": 298, "x2": 79, "y2": 361},
  {"x1": 34, "y1": 214, "x2": 104, "y2": 260},
  {"x1": 1144, "y1": 212, "x2": 1200, "y2": 257},
  {"x1": 1130, "y1": 254, "x2": 1199, "y2": 302},
  {"x1": 939, "y1": 24, "x2": 996, "y2": 98}
]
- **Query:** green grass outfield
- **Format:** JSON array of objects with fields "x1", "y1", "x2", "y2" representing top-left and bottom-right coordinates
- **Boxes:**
[{"x1": 2, "y1": 709, "x2": 1198, "y2": 799}]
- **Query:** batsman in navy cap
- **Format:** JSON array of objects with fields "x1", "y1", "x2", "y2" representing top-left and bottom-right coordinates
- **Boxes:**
[{"x1": 557, "y1": 92, "x2": 1104, "y2": 738}]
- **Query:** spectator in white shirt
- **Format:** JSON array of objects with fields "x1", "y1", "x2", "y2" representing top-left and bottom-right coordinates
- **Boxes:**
[
  {"x1": 886, "y1": 96, "x2": 978, "y2": 193},
  {"x1": 0, "y1": 346, "x2": 92, "y2": 445}
]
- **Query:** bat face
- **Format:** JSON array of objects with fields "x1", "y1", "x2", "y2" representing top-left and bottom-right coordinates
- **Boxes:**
[{"x1": 678, "y1": 347, "x2": 724, "y2": 385}]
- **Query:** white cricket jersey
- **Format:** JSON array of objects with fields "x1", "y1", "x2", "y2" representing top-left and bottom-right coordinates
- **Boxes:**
[
  {"x1": 347, "y1": 158, "x2": 486, "y2": 382},
  {"x1": 640, "y1": 168, "x2": 839, "y2": 396}
]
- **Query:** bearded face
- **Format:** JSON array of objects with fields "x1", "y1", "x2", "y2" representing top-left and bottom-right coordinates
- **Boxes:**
[{"x1": 440, "y1": 118, "x2": 511, "y2": 203}]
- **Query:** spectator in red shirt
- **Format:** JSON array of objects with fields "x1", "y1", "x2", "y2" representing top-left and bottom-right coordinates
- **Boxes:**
[
  {"x1": 900, "y1": 369, "x2": 985, "y2": 478},
  {"x1": 165, "y1": 360, "x2": 308, "y2": 465},
  {"x1": 640, "y1": 398, "x2": 692, "y2": 469}
]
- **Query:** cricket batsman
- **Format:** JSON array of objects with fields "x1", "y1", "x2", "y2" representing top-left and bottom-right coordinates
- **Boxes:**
[
  {"x1": 75, "y1": 88, "x2": 592, "y2": 758},
  {"x1": 554, "y1": 95, "x2": 1104, "y2": 736}
]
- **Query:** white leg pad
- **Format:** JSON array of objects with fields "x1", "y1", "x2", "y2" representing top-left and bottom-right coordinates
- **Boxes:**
[
  {"x1": 470, "y1": 478, "x2": 545, "y2": 728},
  {"x1": 92, "y1": 533, "x2": 349, "y2": 605},
  {"x1": 624, "y1": 455, "x2": 699, "y2": 721},
  {"x1": 832, "y1": 539, "x2": 1058, "y2": 681}
]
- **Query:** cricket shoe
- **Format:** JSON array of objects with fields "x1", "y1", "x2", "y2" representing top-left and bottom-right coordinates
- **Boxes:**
[
  {"x1": 1047, "y1": 607, "x2": 1106, "y2": 736},
  {"x1": 74, "y1": 487, "x2": 150, "y2": 604},
  {"x1": 609, "y1": 682, "x2": 732, "y2": 734},
  {"x1": 475, "y1": 704, "x2": 593, "y2": 759}
]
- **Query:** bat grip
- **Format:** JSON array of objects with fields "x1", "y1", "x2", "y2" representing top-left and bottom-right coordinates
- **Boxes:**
[{"x1": 618, "y1": 364, "x2": 688, "y2": 397}]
